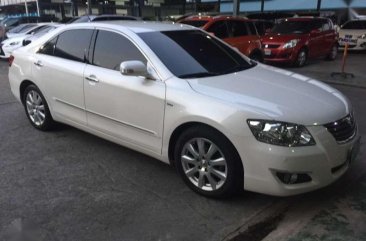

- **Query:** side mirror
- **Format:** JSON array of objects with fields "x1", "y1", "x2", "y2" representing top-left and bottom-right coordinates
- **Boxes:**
[
  {"x1": 22, "y1": 39, "x2": 31, "y2": 46},
  {"x1": 120, "y1": 60, "x2": 151, "y2": 79}
]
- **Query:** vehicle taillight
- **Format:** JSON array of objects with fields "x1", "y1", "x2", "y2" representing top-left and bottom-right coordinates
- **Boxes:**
[{"x1": 9, "y1": 55, "x2": 14, "y2": 67}]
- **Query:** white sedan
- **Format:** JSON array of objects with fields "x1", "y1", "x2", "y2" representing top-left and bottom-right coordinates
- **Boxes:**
[
  {"x1": 0, "y1": 24, "x2": 61, "y2": 58},
  {"x1": 8, "y1": 22, "x2": 360, "y2": 197},
  {"x1": 338, "y1": 19, "x2": 366, "y2": 50}
]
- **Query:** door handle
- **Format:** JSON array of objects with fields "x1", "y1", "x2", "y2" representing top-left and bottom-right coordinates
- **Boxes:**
[
  {"x1": 85, "y1": 75, "x2": 99, "y2": 83},
  {"x1": 34, "y1": 60, "x2": 43, "y2": 67}
]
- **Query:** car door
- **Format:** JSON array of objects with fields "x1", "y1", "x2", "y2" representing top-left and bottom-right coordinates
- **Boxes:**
[
  {"x1": 321, "y1": 19, "x2": 336, "y2": 54},
  {"x1": 223, "y1": 20, "x2": 252, "y2": 55},
  {"x1": 32, "y1": 28, "x2": 94, "y2": 125},
  {"x1": 83, "y1": 29, "x2": 166, "y2": 154},
  {"x1": 308, "y1": 20, "x2": 323, "y2": 58}
]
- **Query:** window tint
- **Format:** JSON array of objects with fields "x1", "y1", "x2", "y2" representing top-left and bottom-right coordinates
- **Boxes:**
[
  {"x1": 138, "y1": 30, "x2": 254, "y2": 78},
  {"x1": 206, "y1": 21, "x2": 229, "y2": 39},
  {"x1": 247, "y1": 22, "x2": 257, "y2": 35},
  {"x1": 92, "y1": 30, "x2": 146, "y2": 71},
  {"x1": 54, "y1": 29, "x2": 93, "y2": 62},
  {"x1": 38, "y1": 36, "x2": 58, "y2": 55},
  {"x1": 227, "y1": 20, "x2": 249, "y2": 37}
]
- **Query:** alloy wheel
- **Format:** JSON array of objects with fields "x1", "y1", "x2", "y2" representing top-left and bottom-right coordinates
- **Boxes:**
[
  {"x1": 25, "y1": 90, "x2": 46, "y2": 126},
  {"x1": 180, "y1": 138, "x2": 228, "y2": 191}
]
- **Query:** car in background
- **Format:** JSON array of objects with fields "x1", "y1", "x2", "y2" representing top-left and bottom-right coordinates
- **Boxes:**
[
  {"x1": 261, "y1": 17, "x2": 338, "y2": 67},
  {"x1": 0, "y1": 24, "x2": 61, "y2": 59},
  {"x1": 6, "y1": 23, "x2": 52, "y2": 39},
  {"x1": 180, "y1": 15, "x2": 264, "y2": 62},
  {"x1": 338, "y1": 19, "x2": 366, "y2": 50},
  {"x1": 71, "y1": 14, "x2": 139, "y2": 23},
  {"x1": 8, "y1": 22, "x2": 359, "y2": 198}
]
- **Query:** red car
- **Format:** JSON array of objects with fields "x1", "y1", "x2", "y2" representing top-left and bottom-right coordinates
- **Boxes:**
[
  {"x1": 261, "y1": 17, "x2": 338, "y2": 67},
  {"x1": 180, "y1": 15, "x2": 264, "y2": 62}
]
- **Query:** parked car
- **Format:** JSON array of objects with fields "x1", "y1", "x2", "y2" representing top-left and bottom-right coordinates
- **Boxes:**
[
  {"x1": 180, "y1": 15, "x2": 264, "y2": 62},
  {"x1": 338, "y1": 19, "x2": 366, "y2": 50},
  {"x1": 9, "y1": 22, "x2": 360, "y2": 198},
  {"x1": 71, "y1": 14, "x2": 139, "y2": 23},
  {"x1": 6, "y1": 23, "x2": 52, "y2": 39},
  {"x1": 0, "y1": 24, "x2": 62, "y2": 59},
  {"x1": 261, "y1": 17, "x2": 338, "y2": 67}
]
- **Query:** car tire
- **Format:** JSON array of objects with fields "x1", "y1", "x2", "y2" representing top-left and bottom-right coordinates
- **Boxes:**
[
  {"x1": 326, "y1": 44, "x2": 338, "y2": 61},
  {"x1": 295, "y1": 48, "x2": 307, "y2": 67},
  {"x1": 174, "y1": 125, "x2": 243, "y2": 198},
  {"x1": 249, "y1": 51, "x2": 264, "y2": 63},
  {"x1": 23, "y1": 84, "x2": 55, "y2": 131}
]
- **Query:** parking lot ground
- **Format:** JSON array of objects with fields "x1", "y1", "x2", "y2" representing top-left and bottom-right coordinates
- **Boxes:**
[{"x1": 0, "y1": 53, "x2": 365, "y2": 241}]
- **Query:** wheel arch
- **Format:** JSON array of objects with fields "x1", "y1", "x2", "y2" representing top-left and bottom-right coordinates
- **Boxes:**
[
  {"x1": 167, "y1": 121, "x2": 243, "y2": 172},
  {"x1": 19, "y1": 79, "x2": 37, "y2": 105}
]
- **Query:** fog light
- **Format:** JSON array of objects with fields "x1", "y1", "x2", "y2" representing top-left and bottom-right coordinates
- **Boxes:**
[{"x1": 276, "y1": 172, "x2": 312, "y2": 184}]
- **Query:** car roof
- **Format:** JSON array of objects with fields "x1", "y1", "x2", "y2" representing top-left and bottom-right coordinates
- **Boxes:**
[
  {"x1": 283, "y1": 17, "x2": 329, "y2": 22},
  {"x1": 182, "y1": 15, "x2": 248, "y2": 21},
  {"x1": 69, "y1": 21, "x2": 195, "y2": 33}
]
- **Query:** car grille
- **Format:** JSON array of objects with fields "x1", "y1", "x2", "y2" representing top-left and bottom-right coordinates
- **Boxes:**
[
  {"x1": 264, "y1": 44, "x2": 280, "y2": 49},
  {"x1": 324, "y1": 113, "x2": 357, "y2": 143}
]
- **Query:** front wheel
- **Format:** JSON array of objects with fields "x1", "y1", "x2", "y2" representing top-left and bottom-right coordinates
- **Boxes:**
[
  {"x1": 174, "y1": 126, "x2": 243, "y2": 198},
  {"x1": 23, "y1": 85, "x2": 55, "y2": 131},
  {"x1": 326, "y1": 44, "x2": 338, "y2": 61},
  {"x1": 295, "y1": 48, "x2": 307, "y2": 67}
]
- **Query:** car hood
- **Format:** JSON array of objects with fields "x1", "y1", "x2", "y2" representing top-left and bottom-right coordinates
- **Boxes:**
[
  {"x1": 186, "y1": 64, "x2": 350, "y2": 126},
  {"x1": 262, "y1": 33, "x2": 307, "y2": 43}
]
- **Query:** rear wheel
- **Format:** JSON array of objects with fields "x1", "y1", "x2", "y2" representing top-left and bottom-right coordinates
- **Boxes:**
[
  {"x1": 174, "y1": 126, "x2": 243, "y2": 198},
  {"x1": 295, "y1": 48, "x2": 307, "y2": 67},
  {"x1": 23, "y1": 85, "x2": 55, "y2": 131}
]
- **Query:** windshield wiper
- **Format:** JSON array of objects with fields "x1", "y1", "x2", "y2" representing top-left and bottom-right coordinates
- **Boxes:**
[{"x1": 178, "y1": 72, "x2": 218, "y2": 79}]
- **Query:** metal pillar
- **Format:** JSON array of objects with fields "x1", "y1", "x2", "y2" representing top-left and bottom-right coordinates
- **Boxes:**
[
  {"x1": 317, "y1": 0, "x2": 321, "y2": 12},
  {"x1": 24, "y1": 0, "x2": 29, "y2": 16},
  {"x1": 87, "y1": 0, "x2": 92, "y2": 15},
  {"x1": 233, "y1": 0, "x2": 239, "y2": 16},
  {"x1": 261, "y1": 0, "x2": 264, "y2": 12},
  {"x1": 36, "y1": 0, "x2": 40, "y2": 16}
]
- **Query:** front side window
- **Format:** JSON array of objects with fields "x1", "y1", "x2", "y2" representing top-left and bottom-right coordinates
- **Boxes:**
[
  {"x1": 92, "y1": 30, "x2": 146, "y2": 71},
  {"x1": 54, "y1": 29, "x2": 94, "y2": 62},
  {"x1": 206, "y1": 21, "x2": 229, "y2": 39},
  {"x1": 138, "y1": 30, "x2": 255, "y2": 78},
  {"x1": 227, "y1": 20, "x2": 249, "y2": 37}
]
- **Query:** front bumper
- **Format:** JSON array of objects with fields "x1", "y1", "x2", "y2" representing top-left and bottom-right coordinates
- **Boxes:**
[
  {"x1": 338, "y1": 38, "x2": 366, "y2": 50},
  {"x1": 236, "y1": 124, "x2": 360, "y2": 196},
  {"x1": 262, "y1": 46, "x2": 298, "y2": 63}
]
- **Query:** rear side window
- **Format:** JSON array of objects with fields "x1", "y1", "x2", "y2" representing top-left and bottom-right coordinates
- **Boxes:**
[
  {"x1": 206, "y1": 21, "x2": 229, "y2": 39},
  {"x1": 247, "y1": 22, "x2": 257, "y2": 35},
  {"x1": 38, "y1": 36, "x2": 58, "y2": 55},
  {"x1": 227, "y1": 20, "x2": 249, "y2": 37},
  {"x1": 54, "y1": 29, "x2": 94, "y2": 62},
  {"x1": 92, "y1": 30, "x2": 146, "y2": 71}
]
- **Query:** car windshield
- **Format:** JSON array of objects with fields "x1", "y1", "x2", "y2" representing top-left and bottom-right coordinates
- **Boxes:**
[
  {"x1": 138, "y1": 30, "x2": 255, "y2": 78},
  {"x1": 342, "y1": 20, "x2": 366, "y2": 30},
  {"x1": 180, "y1": 20, "x2": 209, "y2": 28},
  {"x1": 272, "y1": 20, "x2": 314, "y2": 34}
]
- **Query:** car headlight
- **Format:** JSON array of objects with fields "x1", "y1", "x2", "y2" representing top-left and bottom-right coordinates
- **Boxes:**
[
  {"x1": 247, "y1": 120, "x2": 316, "y2": 147},
  {"x1": 9, "y1": 41, "x2": 20, "y2": 46},
  {"x1": 283, "y1": 39, "x2": 300, "y2": 49},
  {"x1": 357, "y1": 34, "x2": 366, "y2": 39}
]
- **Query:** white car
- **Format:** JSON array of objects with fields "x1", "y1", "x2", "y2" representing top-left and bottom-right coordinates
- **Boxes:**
[
  {"x1": 0, "y1": 24, "x2": 61, "y2": 58},
  {"x1": 8, "y1": 22, "x2": 360, "y2": 197},
  {"x1": 338, "y1": 19, "x2": 366, "y2": 50}
]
